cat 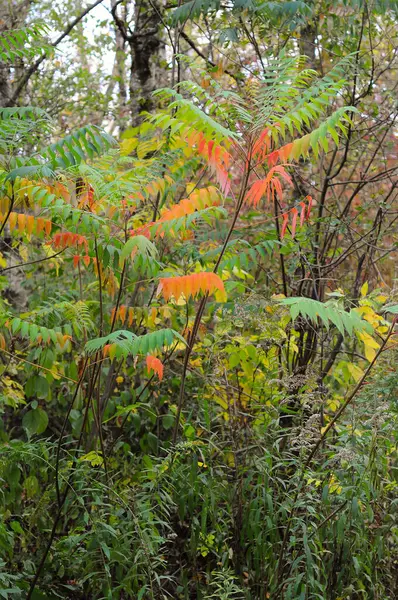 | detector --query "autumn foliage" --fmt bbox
[157,272,227,303]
